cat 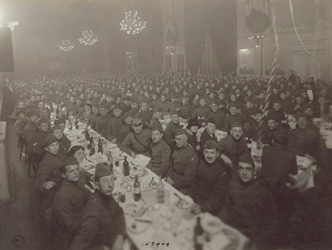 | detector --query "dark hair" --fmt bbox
[68,145,85,157]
